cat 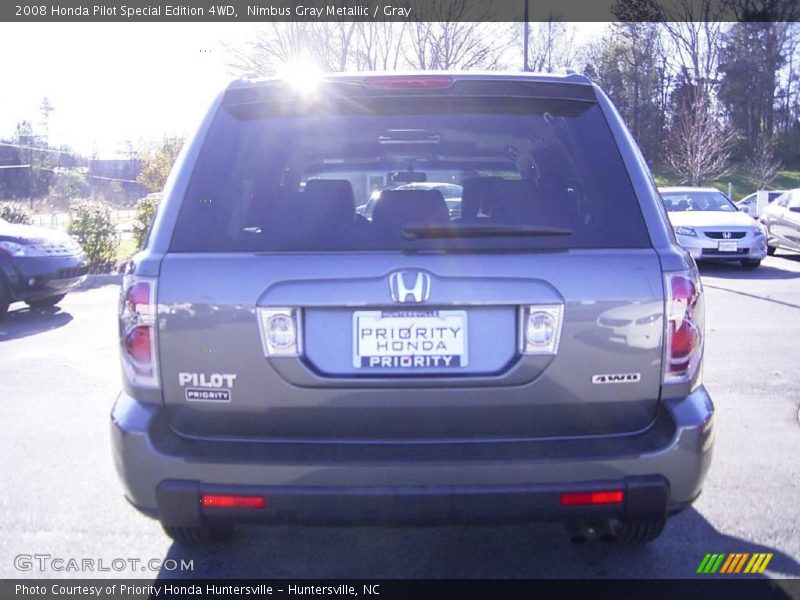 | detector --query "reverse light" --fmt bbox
[560,490,624,507]
[201,494,266,510]
[520,305,563,355]
[119,274,159,387]
[258,307,302,357]
[674,226,697,237]
[664,270,704,387]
